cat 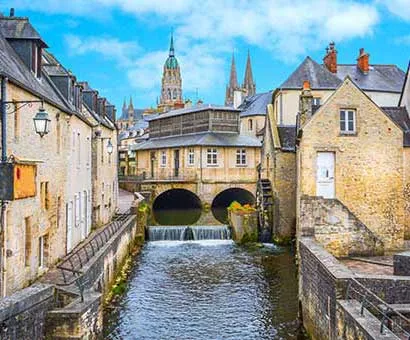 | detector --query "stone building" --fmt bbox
[296,78,409,250]
[123,105,261,224]
[116,97,145,133]
[0,12,118,295]
[260,43,406,242]
[225,51,256,107]
[158,33,184,113]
